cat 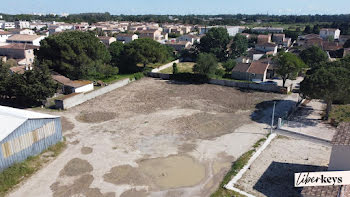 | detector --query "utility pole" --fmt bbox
[271,101,276,134]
